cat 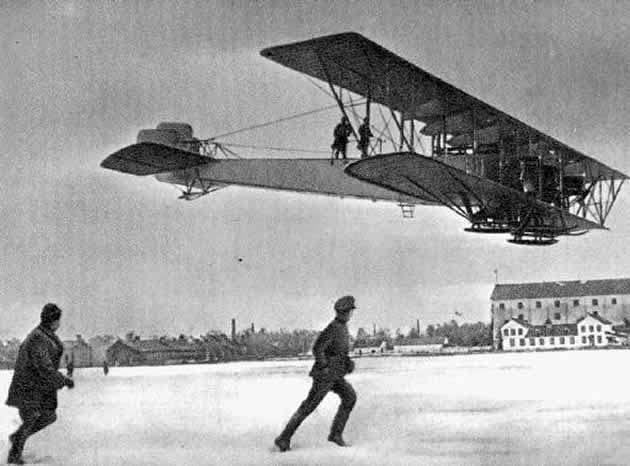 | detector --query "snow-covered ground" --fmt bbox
[2,350,630,465]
